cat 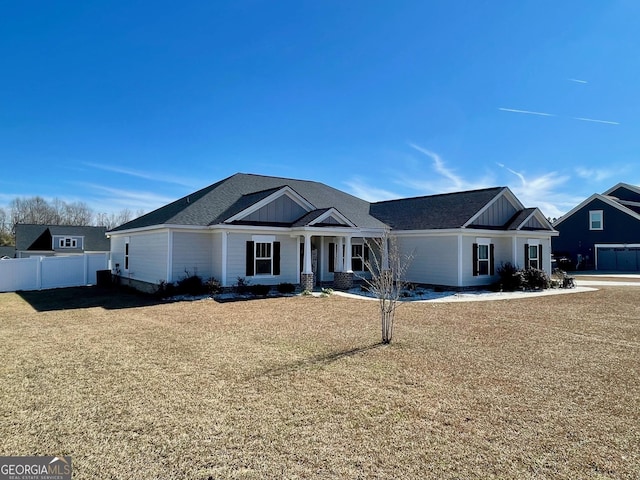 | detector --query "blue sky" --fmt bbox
[2,1,639,220]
